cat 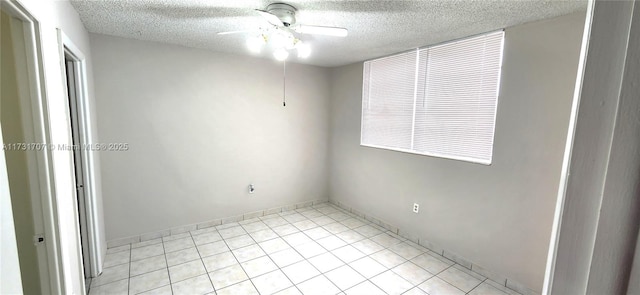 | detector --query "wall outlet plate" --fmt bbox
[413,203,419,213]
